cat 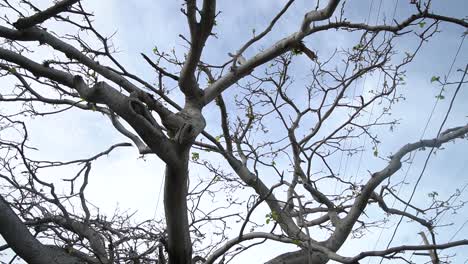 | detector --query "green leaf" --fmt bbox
[215,135,223,142]
[191,152,200,161]
[418,21,426,28]
[353,44,364,50]
[152,46,158,54]
[430,76,440,83]
[373,147,378,157]
[265,213,273,224]
[292,239,301,246]
[291,48,302,55]
[435,94,445,100]
[271,211,279,221]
